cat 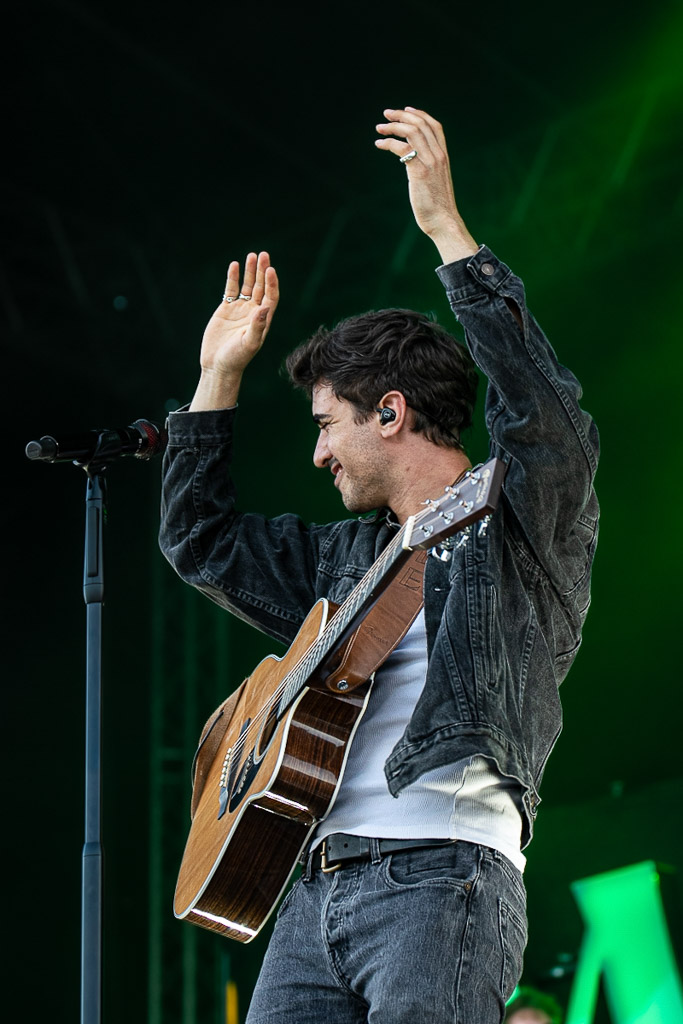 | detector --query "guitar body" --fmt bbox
[174,598,373,942]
